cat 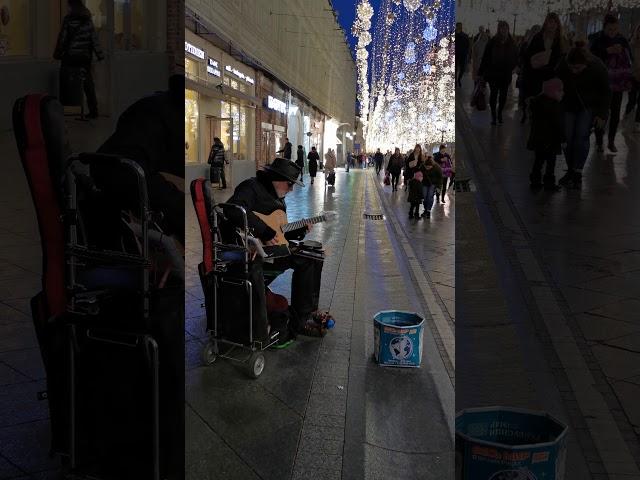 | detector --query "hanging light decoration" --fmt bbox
[386,11,396,25]
[363,0,455,151]
[353,0,374,135]
[403,0,423,13]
